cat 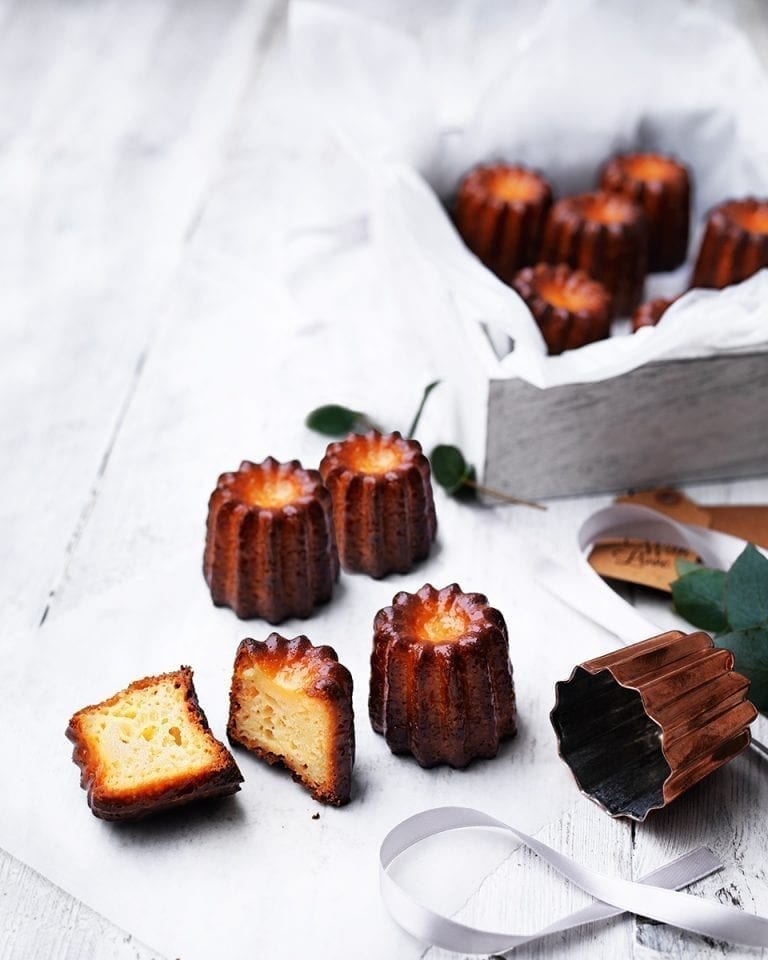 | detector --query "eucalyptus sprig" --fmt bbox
[305,383,545,510]
[672,544,768,712]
